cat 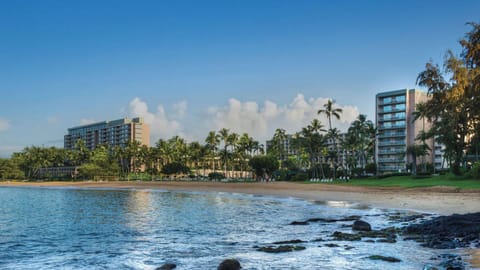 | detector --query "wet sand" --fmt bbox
[1,180,479,215]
